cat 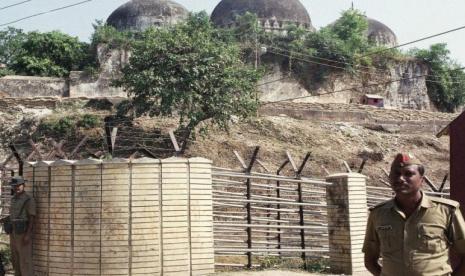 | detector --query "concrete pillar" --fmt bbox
[326,173,368,275]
